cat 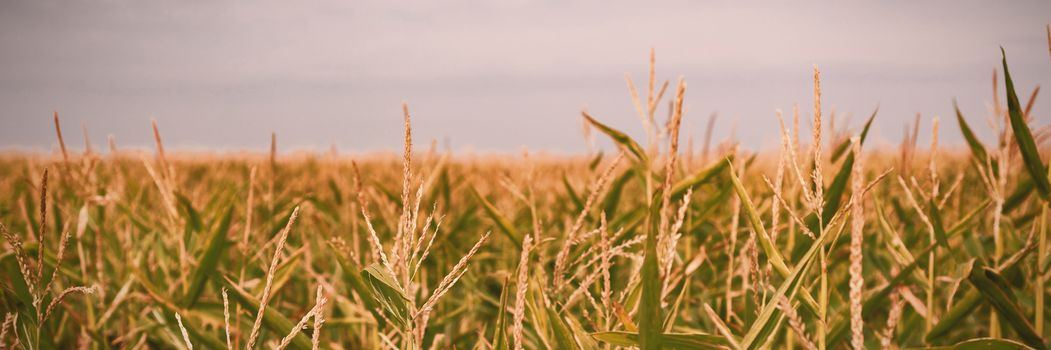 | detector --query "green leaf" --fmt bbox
[327,177,344,205]
[592,331,640,346]
[563,174,585,212]
[137,272,237,350]
[0,252,36,320]
[927,225,1039,342]
[1004,178,1036,214]
[922,293,972,342]
[663,281,689,332]
[214,277,312,350]
[362,263,412,329]
[372,181,403,208]
[967,265,1045,349]
[669,155,731,199]
[828,243,938,346]
[927,199,952,252]
[471,185,523,249]
[802,108,876,235]
[329,243,383,323]
[305,195,339,223]
[592,331,729,350]
[830,107,878,162]
[907,338,1036,350]
[565,308,600,350]
[589,151,605,170]
[583,112,648,165]
[548,303,583,350]
[739,206,830,350]
[492,277,512,350]
[874,196,930,290]
[176,192,204,234]
[182,205,234,308]
[602,169,634,218]
[727,159,821,318]
[640,190,664,349]
[954,100,997,175]
[1003,49,1051,202]
[947,199,992,237]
